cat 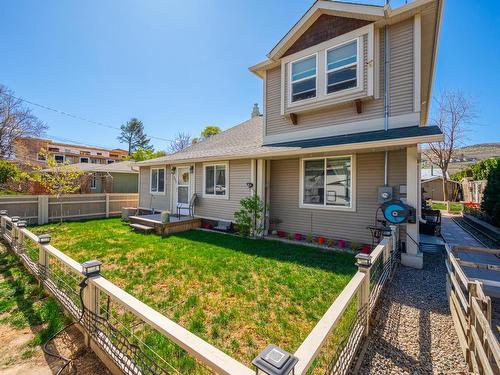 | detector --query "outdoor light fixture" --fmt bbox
[246,182,254,189]
[81,260,102,277]
[11,216,19,223]
[0,210,7,216]
[190,166,194,173]
[16,220,27,228]
[171,167,176,175]
[38,234,52,245]
[355,253,371,267]
[252,345,298,375]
